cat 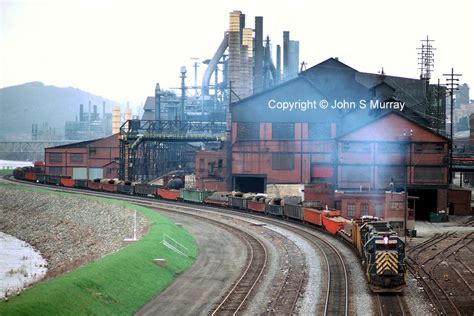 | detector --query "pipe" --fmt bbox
[202,33,229,95]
